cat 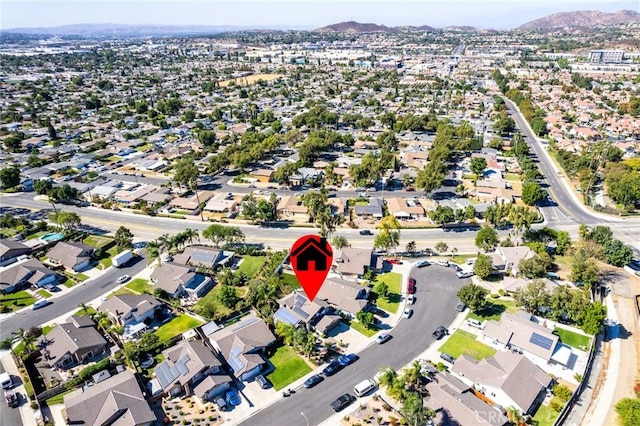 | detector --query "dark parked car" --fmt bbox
[330,393,355,412]
[226,389,241,406]
[456,301,467,312]
[407,277,416,294]
[303,374,324,388]
[323,361,344,377]
[338,353,359,366]
[359,229,373,235]
[255,375,269,389]
[432,326,448,340]
[440,353,456,363]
